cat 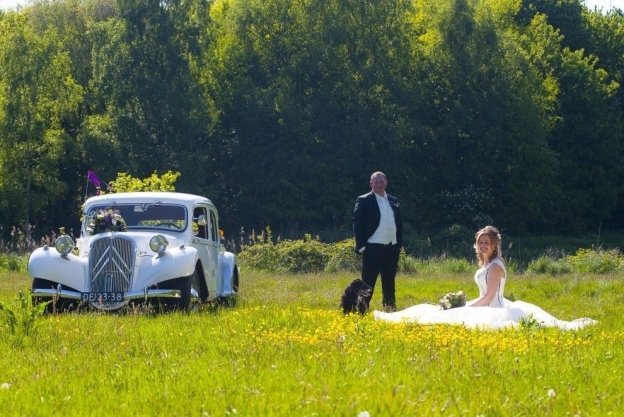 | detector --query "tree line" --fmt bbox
[1,0,623,242]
